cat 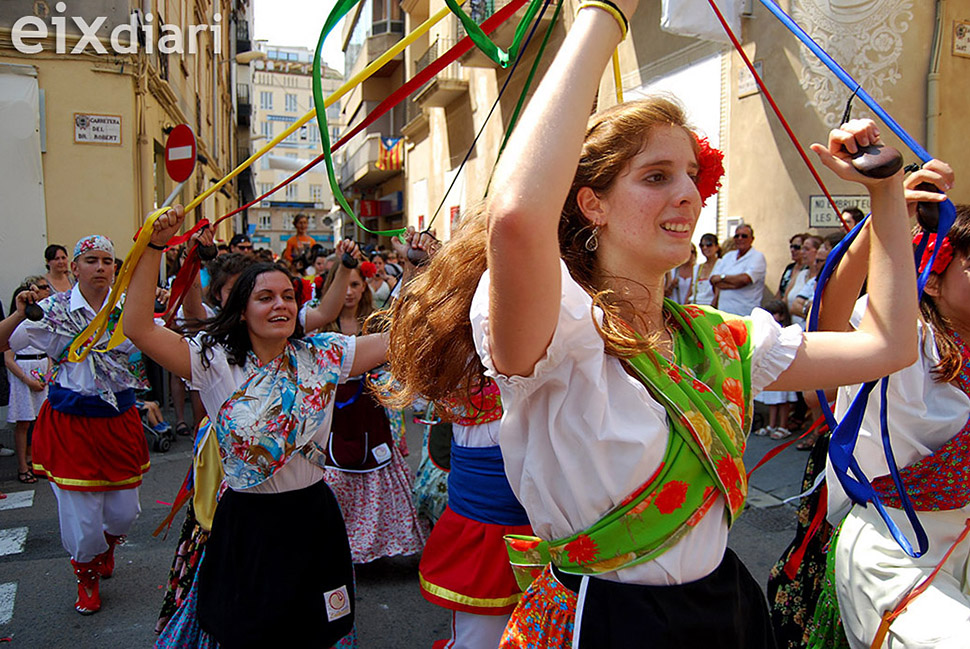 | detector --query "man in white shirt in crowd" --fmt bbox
[710,223,767,316]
